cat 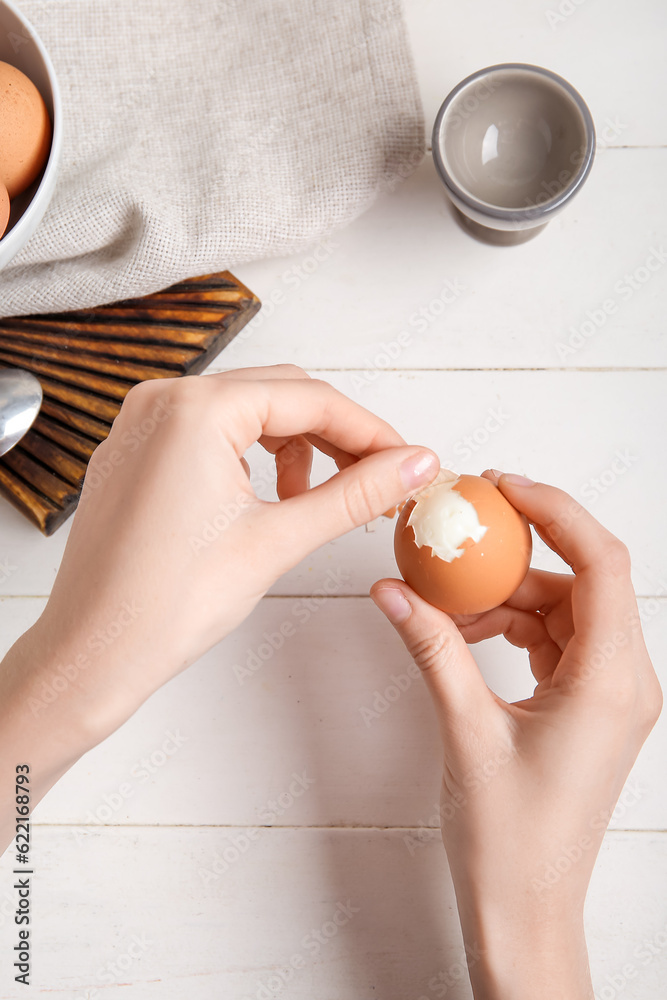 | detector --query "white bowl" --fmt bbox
[0,0,62,270]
